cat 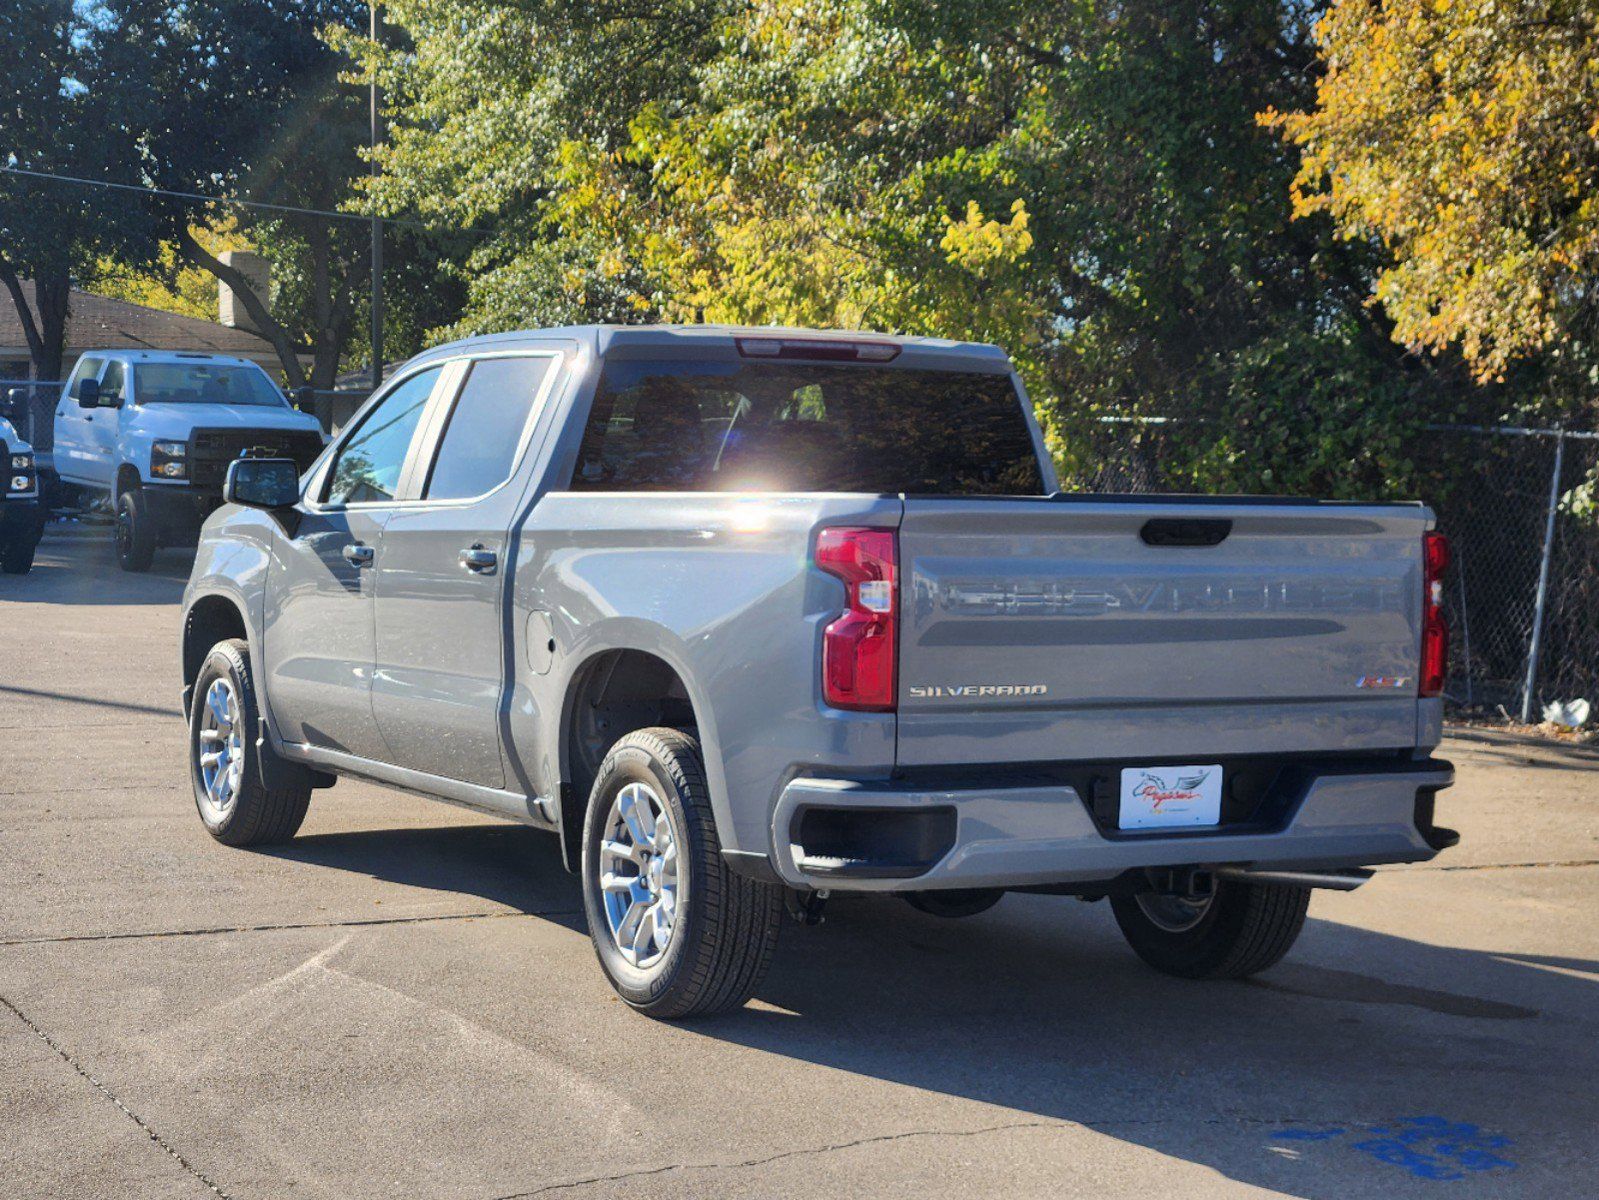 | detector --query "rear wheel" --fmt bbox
[1111,877,1310,980]
[581,727,782,1018]
[189,639,311,847]
[115,487,155,572]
